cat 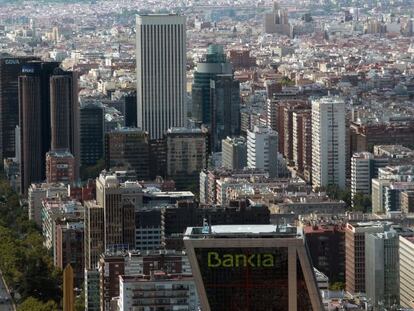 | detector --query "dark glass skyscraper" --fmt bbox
[80,102,104,167]
[18,73,42,195]
[184,225,324,311]
[0,56,39,159]
[124,91,137,128]
[50,71,79,151]
[210,74,241,151]
[19,61,60,195]
[50,70,80,180]
[192,45,240,151]
[192,44,232,124]
[18,61,78,194]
